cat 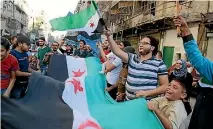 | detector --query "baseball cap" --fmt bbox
[17,35,31,45]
